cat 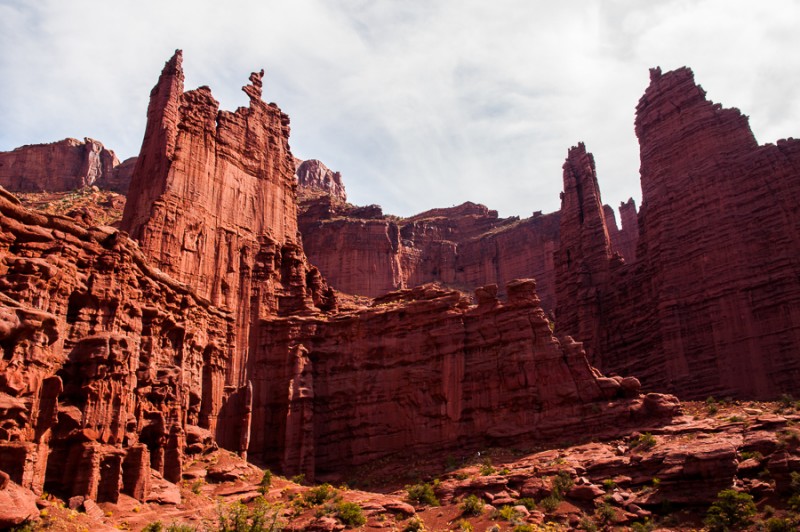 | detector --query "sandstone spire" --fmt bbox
[554,142,613,362]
